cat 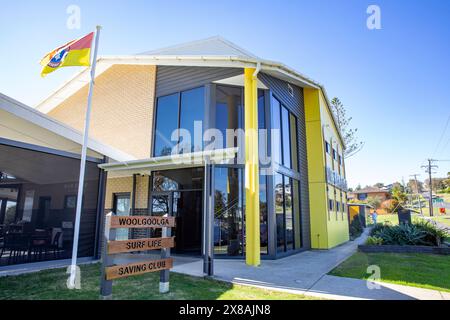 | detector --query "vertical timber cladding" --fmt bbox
[103,215,175,281]
[259,73,311,249]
